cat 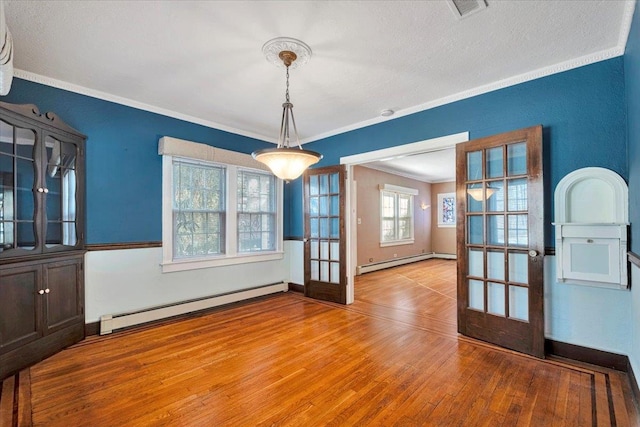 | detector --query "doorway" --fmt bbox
[340,132,469,303]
